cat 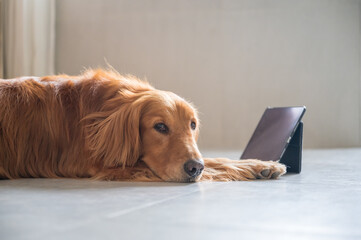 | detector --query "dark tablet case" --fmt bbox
[279,121,303,173]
